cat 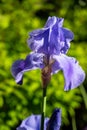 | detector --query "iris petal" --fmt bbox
[28,29,49,54]
[17,127,27,130]
[27,16,74,55]
[60,28,74,54]
[28,28,46,51]
[16,110,61,130]
[47,108,61,130]
[17,115,49,130]
[49,21,60,55]
[62,28,74,41]
[53,54,85,91]
[45,16,64,28]
[49,22,73,55]
[25,115,41,130]
[11,53,44,85]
